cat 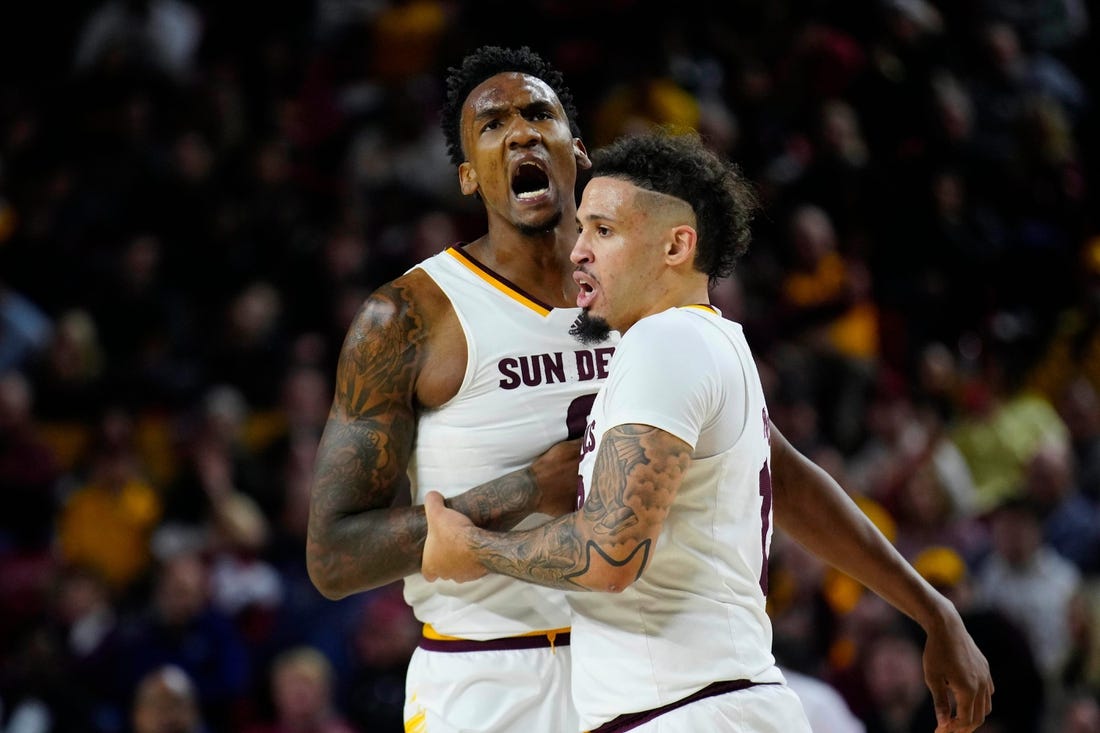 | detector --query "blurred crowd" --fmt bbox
[1,1,1098,732]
